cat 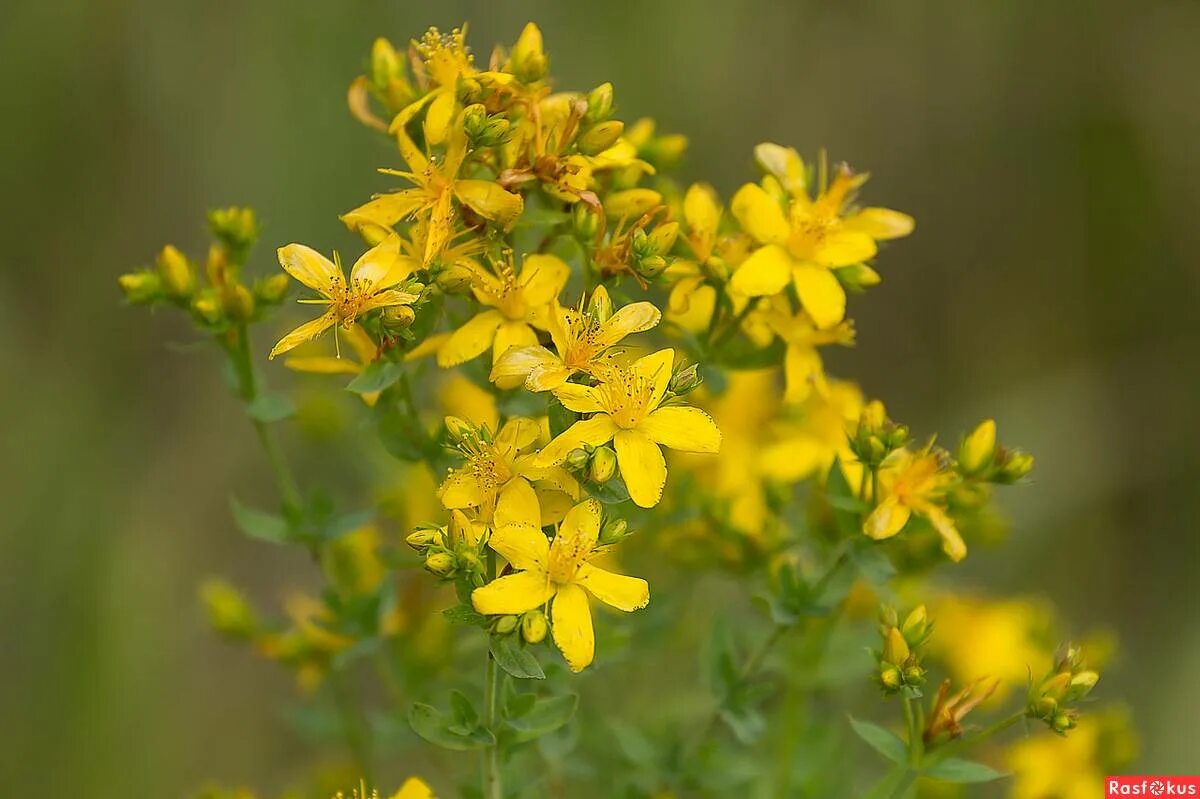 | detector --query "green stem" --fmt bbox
[330,670,372,778]
[901,694,922,767]
[708,301,754,350]
[224,324,302,514]
[482,549,503,799]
